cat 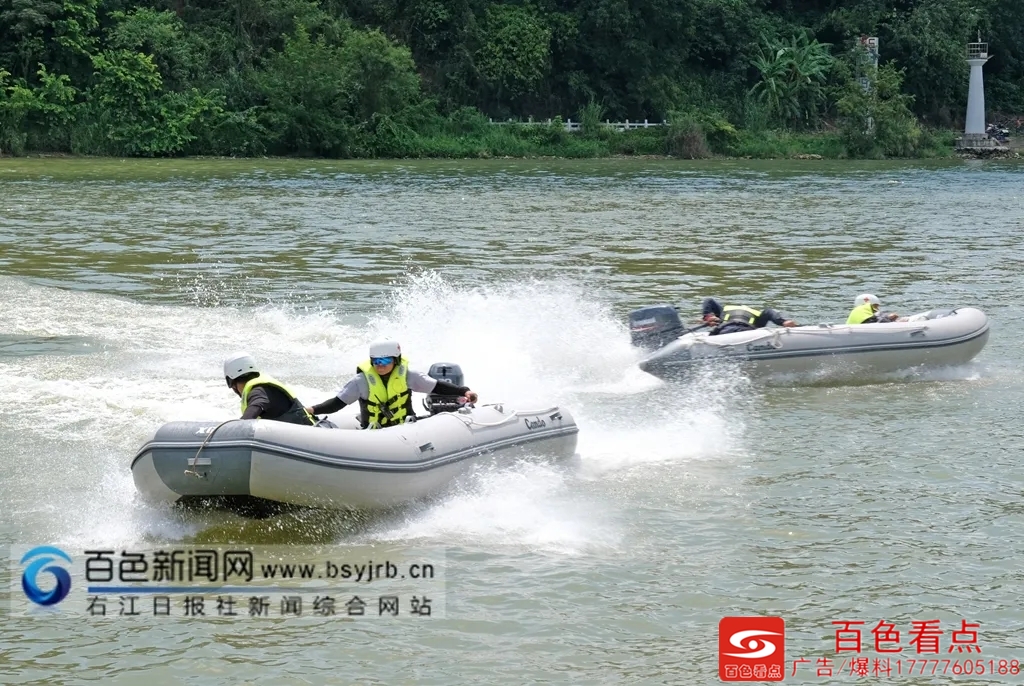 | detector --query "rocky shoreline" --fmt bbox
[955,148,1021,159]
